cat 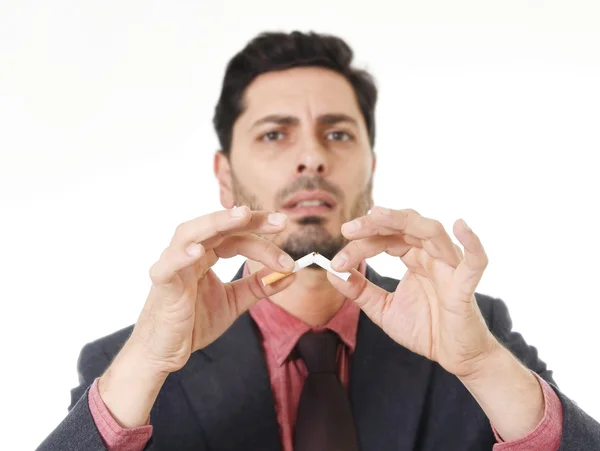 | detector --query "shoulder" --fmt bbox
[71,324,136,405]
[78,324,135,374]
[83,324,135,359]
[473,292,513,335]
